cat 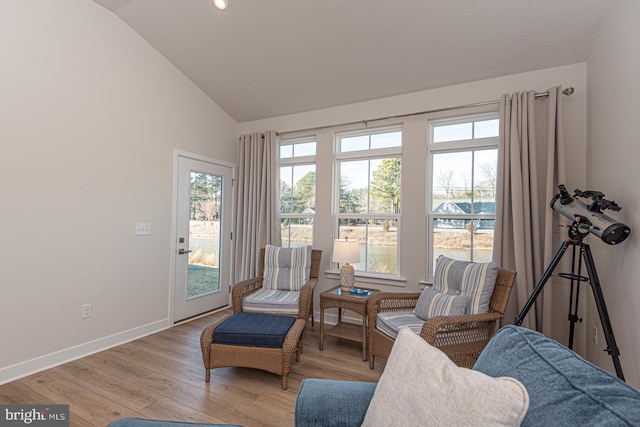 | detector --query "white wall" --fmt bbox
[0,0,237,383]
[587,0,640,387]
[240,63,589,345]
